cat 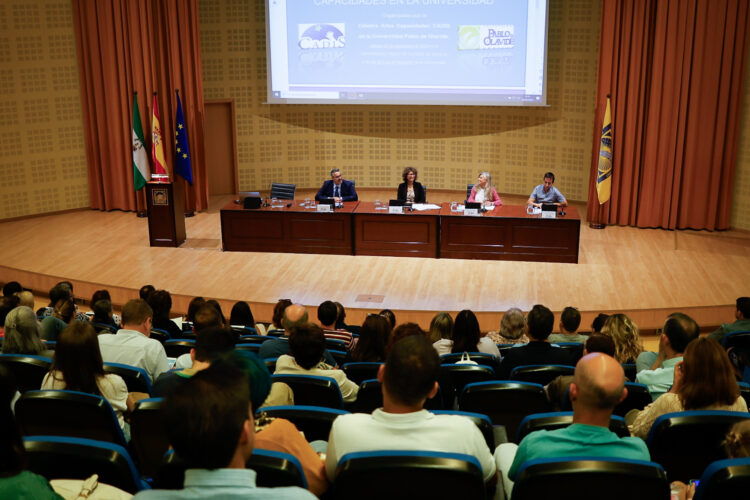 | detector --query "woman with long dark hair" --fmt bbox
[41,322,130,437]
[229,301,256,330]
[441,310,500,357]
[350,314,390,362]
